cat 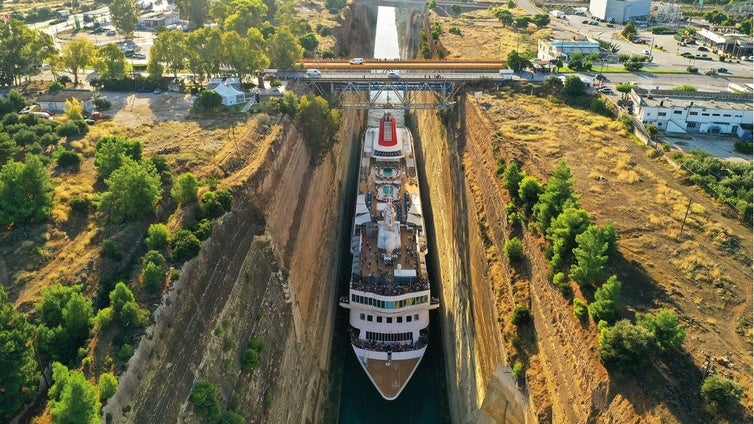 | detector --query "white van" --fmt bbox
[31,111,53,120]
[349,57,364,65]
[306,69,322,78]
